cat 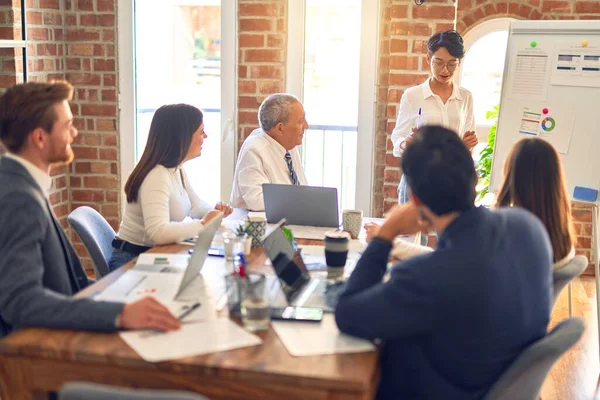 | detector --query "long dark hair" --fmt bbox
[495,138,576,263]
[125,104,203,203]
